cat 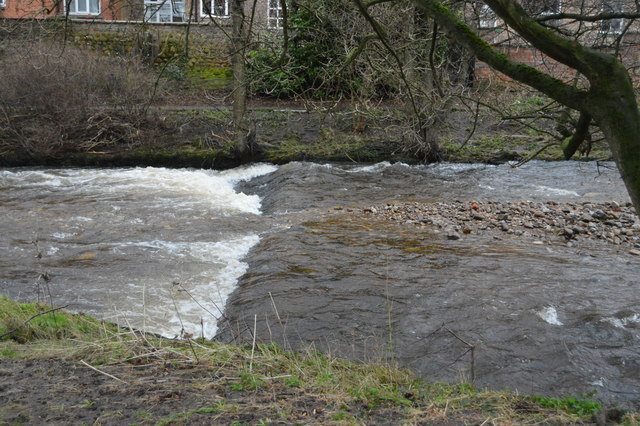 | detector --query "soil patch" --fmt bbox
[0,358,488,425]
